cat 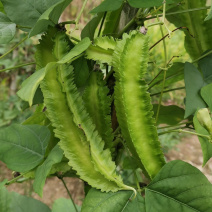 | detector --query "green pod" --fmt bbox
[83,71,114,152]
[37,29,122,192]
[113,31,166,179]
[60,65,134,192]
